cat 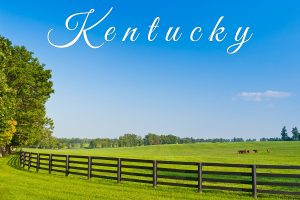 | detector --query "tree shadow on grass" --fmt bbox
[6,154,22,170]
